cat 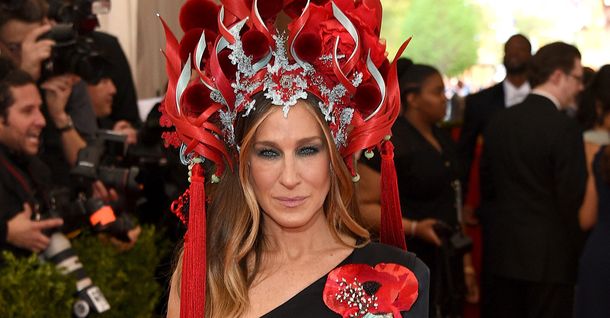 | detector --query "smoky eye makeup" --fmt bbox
[297,144,323,156]
[255,147,280,159]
